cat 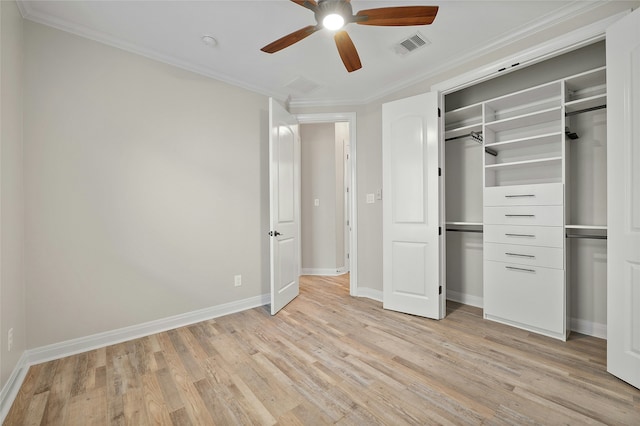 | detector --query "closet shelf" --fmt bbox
[484,132,562,150]
[484,81,561,114]
[484,107,562,132]
[565,224,607,230]
[445,221,483,226]
[445,123,482,140]
[485,156,562,171]
[565,94,606,114]
[444,103,483,126]
[565,66,606,99]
